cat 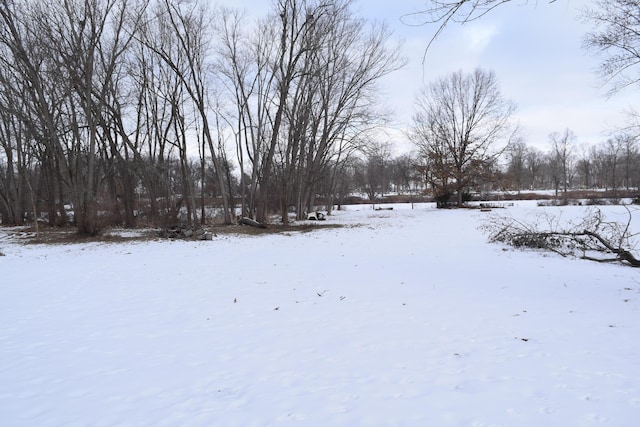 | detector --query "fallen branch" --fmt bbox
[580,229,640,267]
[238,217,267,229]
[482,207,640,268]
